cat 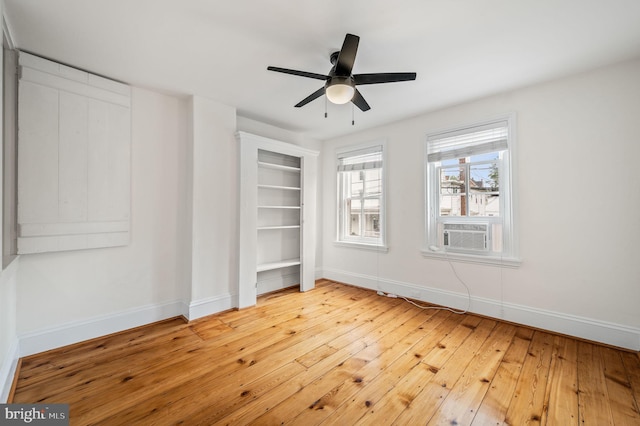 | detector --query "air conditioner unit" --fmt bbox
[443,223,489,252]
